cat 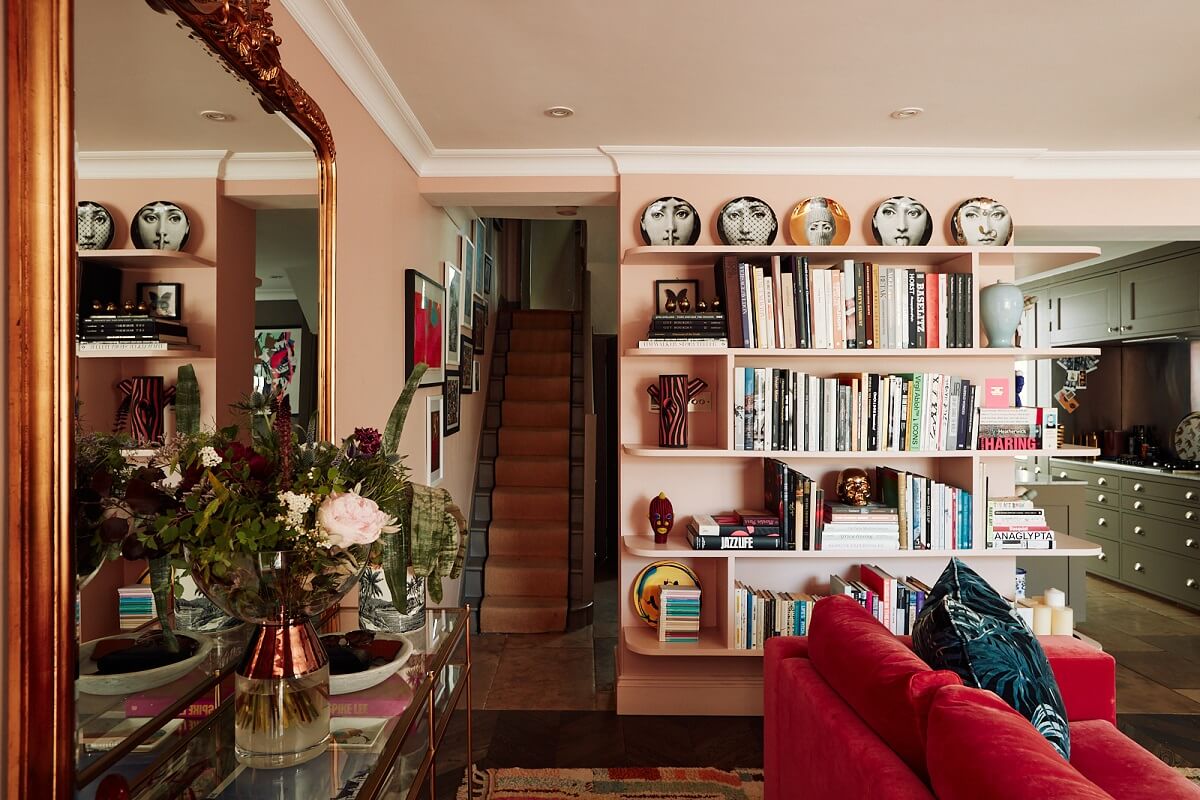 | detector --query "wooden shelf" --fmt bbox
[622,245,1099,272]
[622,444,1100,459]
[76,345,206,359]
[77,249,214,269]
[623,347,1102,359]
[622,534,1102,559]
[622,626,744,657]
